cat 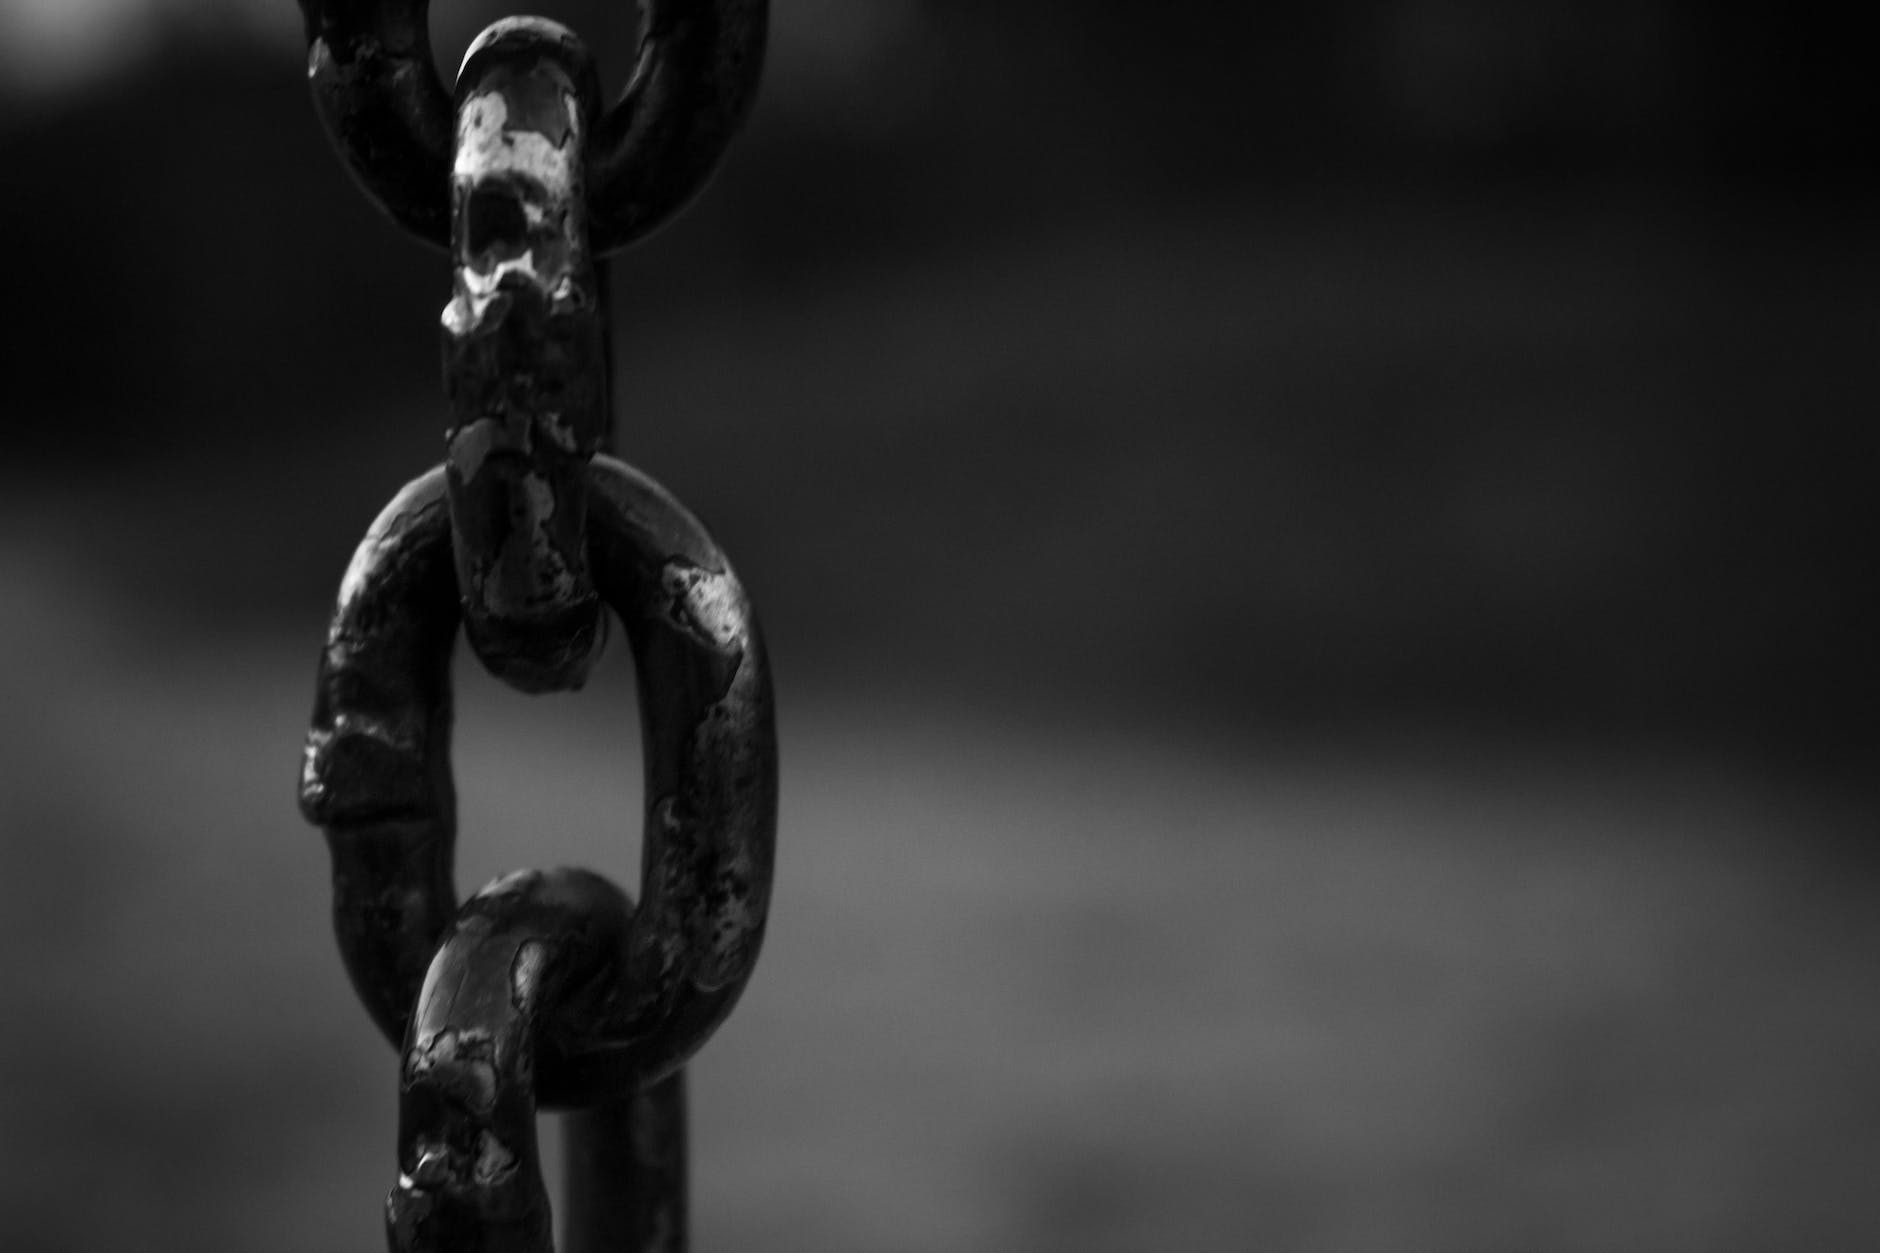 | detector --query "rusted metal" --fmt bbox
[301,456,775,1247]
[583,0,767,250]
[299,0,768,253]
[300,458,778,1083]
[297,5,773,1249]
[300,0,454,243]
[387,869,688,1253]
[444,21,608,693]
